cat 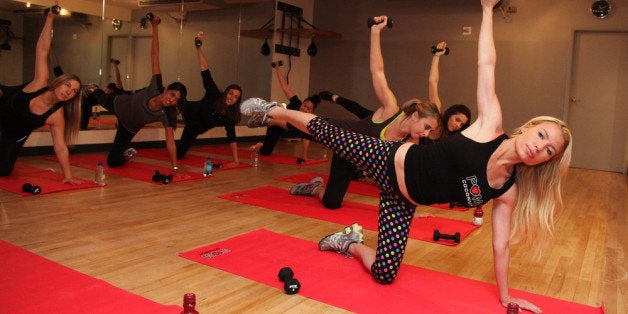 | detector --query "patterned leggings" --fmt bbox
[307,117,417,284]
